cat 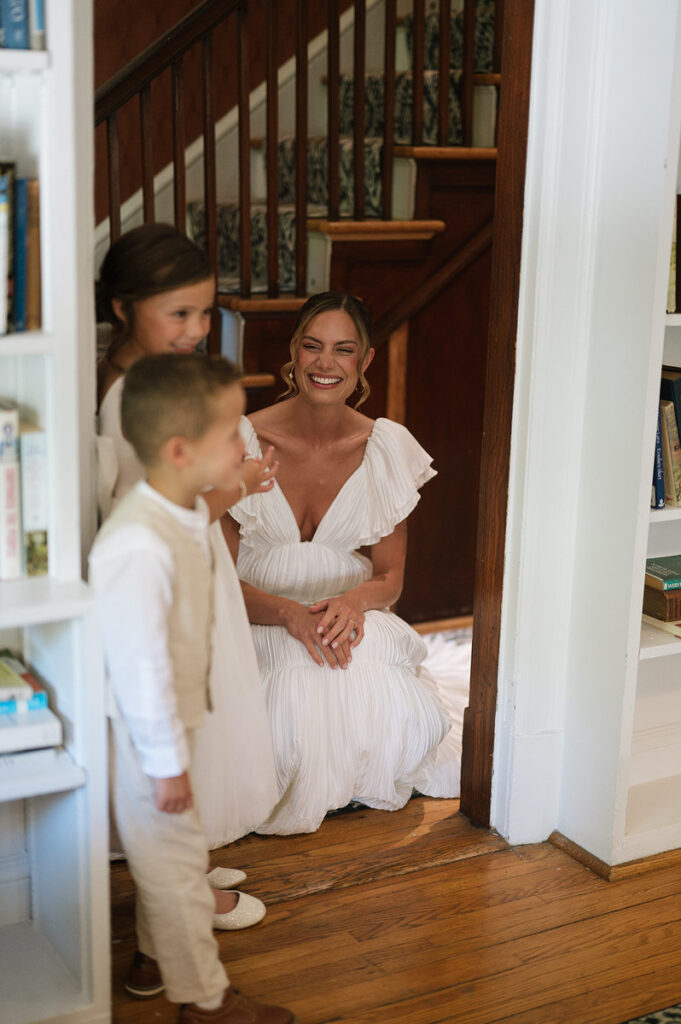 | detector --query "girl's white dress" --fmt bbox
[97,377,279,849]
[231,416,463,836]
